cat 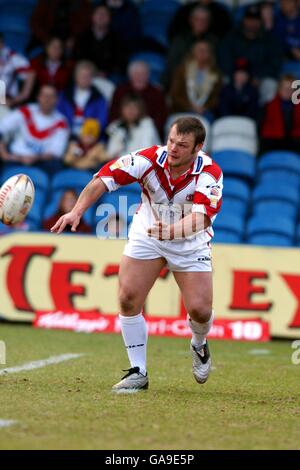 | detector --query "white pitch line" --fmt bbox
[248,349,271,356]
[0,420,17,429]
[0,353,84,376]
